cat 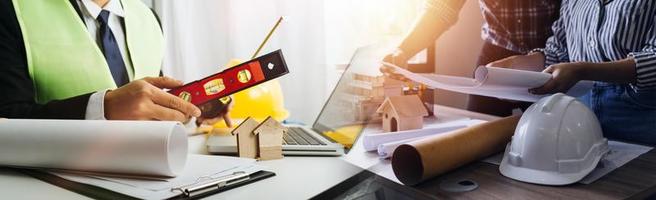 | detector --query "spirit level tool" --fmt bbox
[168,50,289,118]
